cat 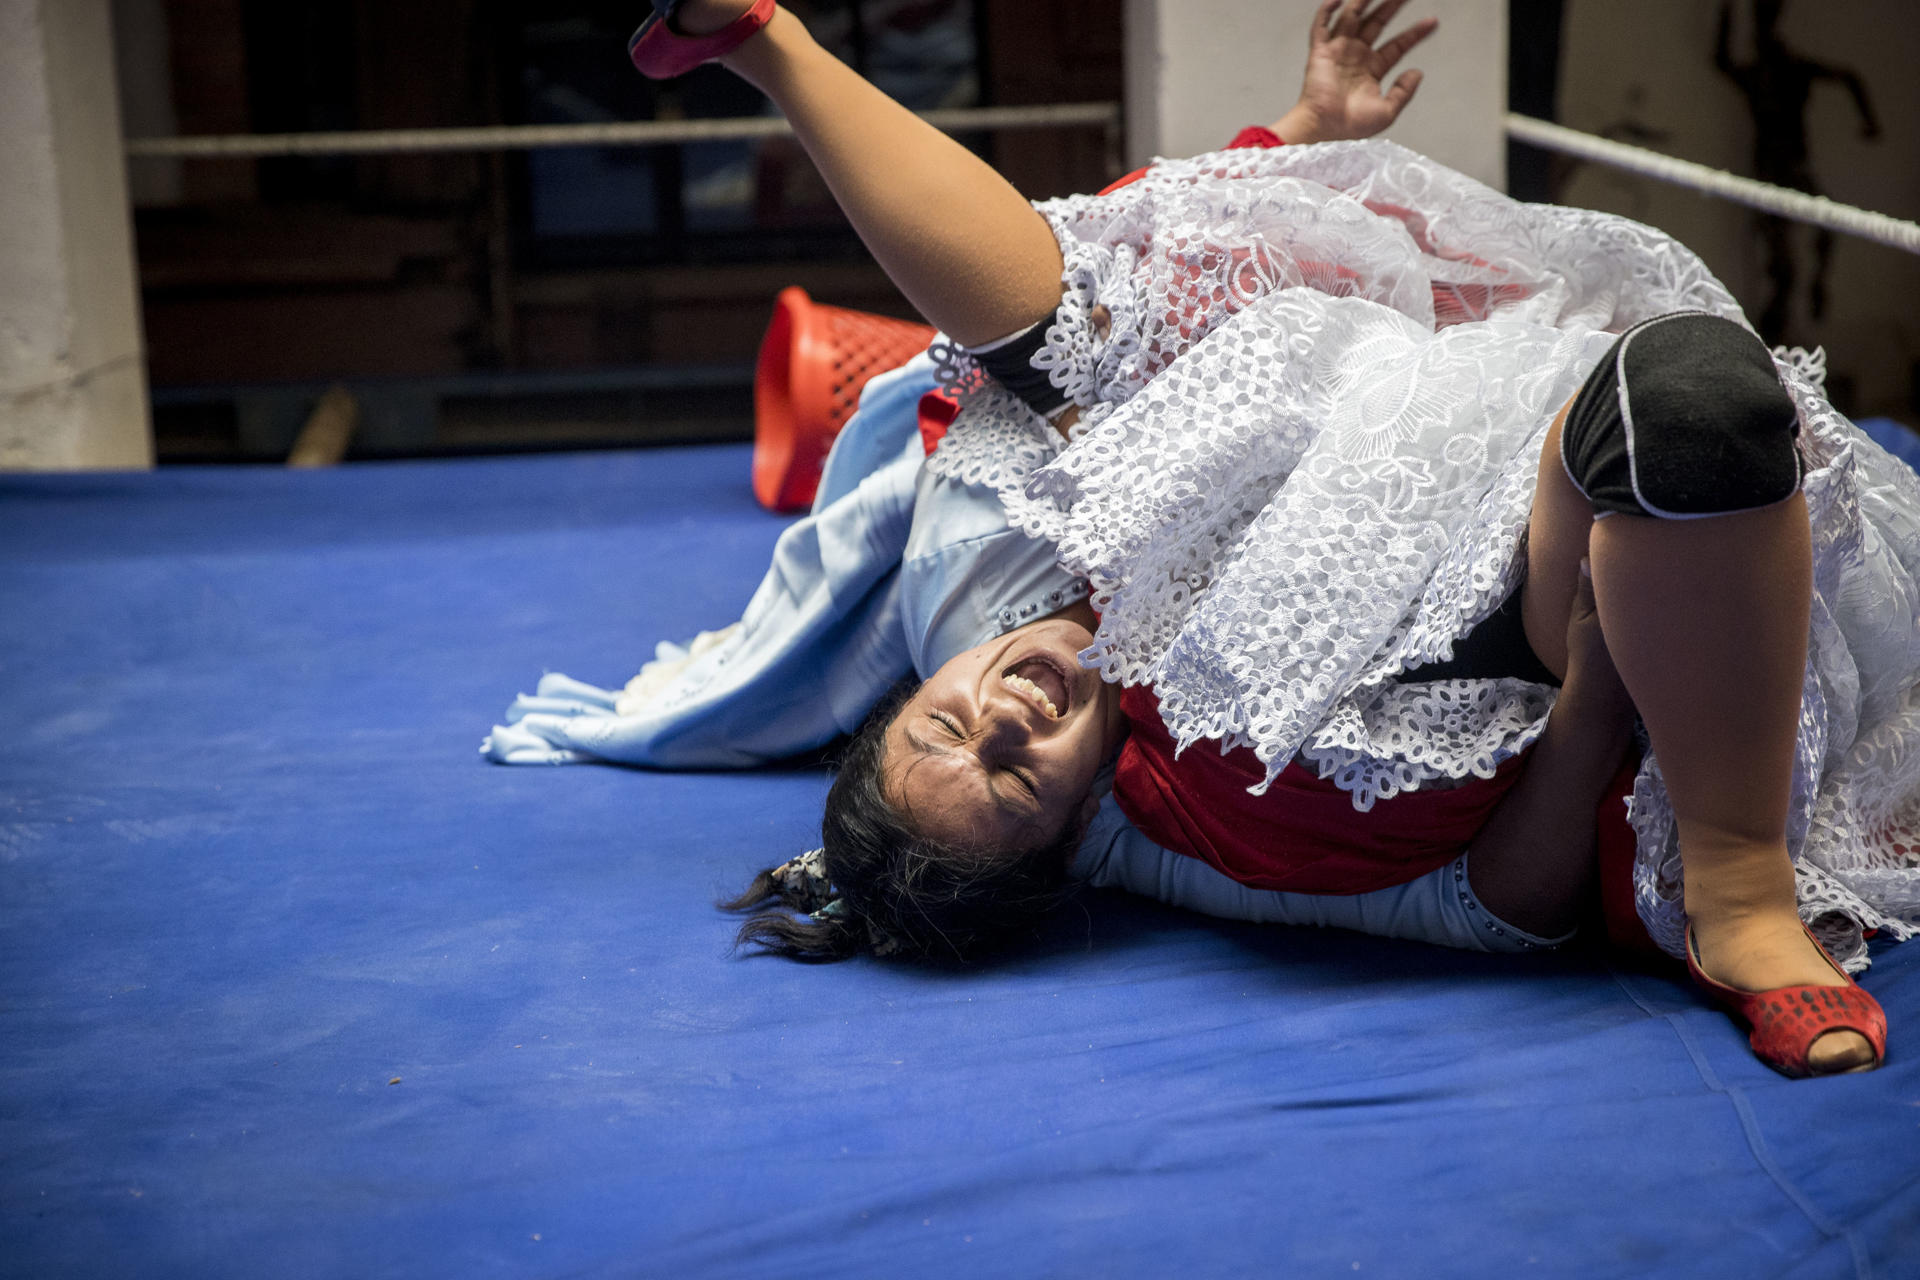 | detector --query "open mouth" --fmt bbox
[1002,655,1071,719]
